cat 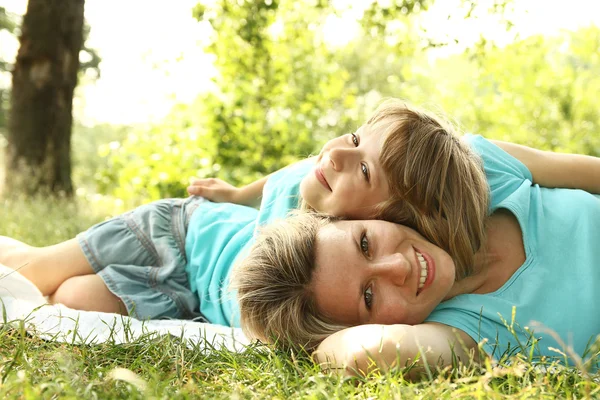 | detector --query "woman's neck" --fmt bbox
[446,209,526,299]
